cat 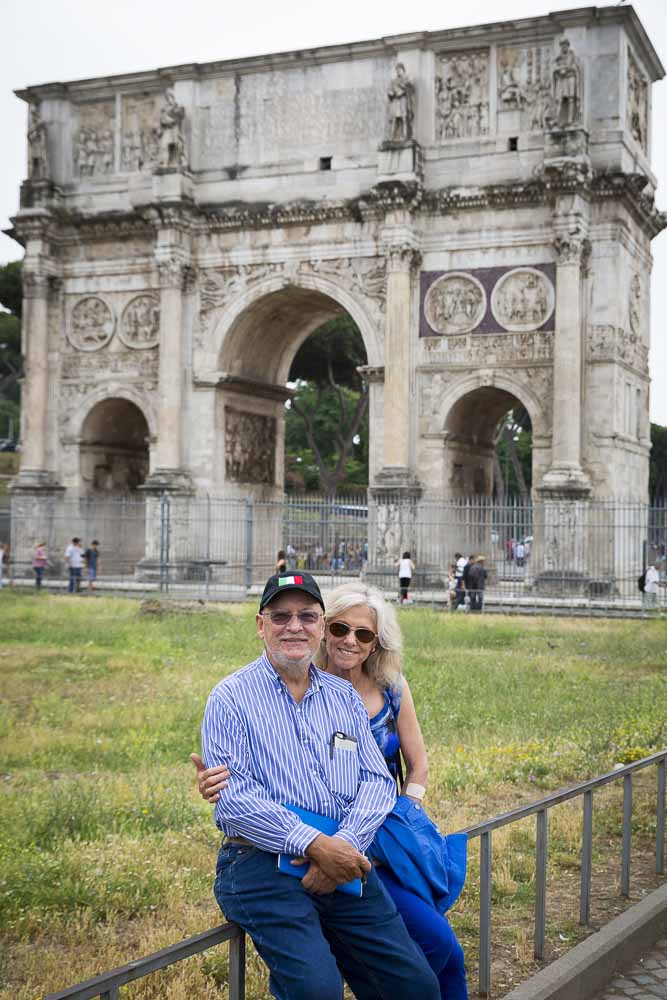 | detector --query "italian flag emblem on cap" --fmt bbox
[279,575,303,586]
